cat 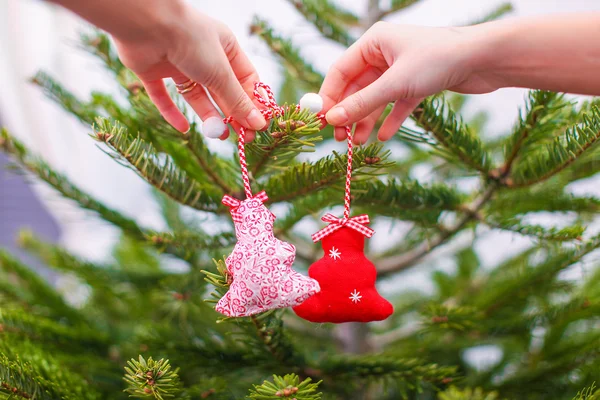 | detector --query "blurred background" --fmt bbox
[1,0,600,296]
